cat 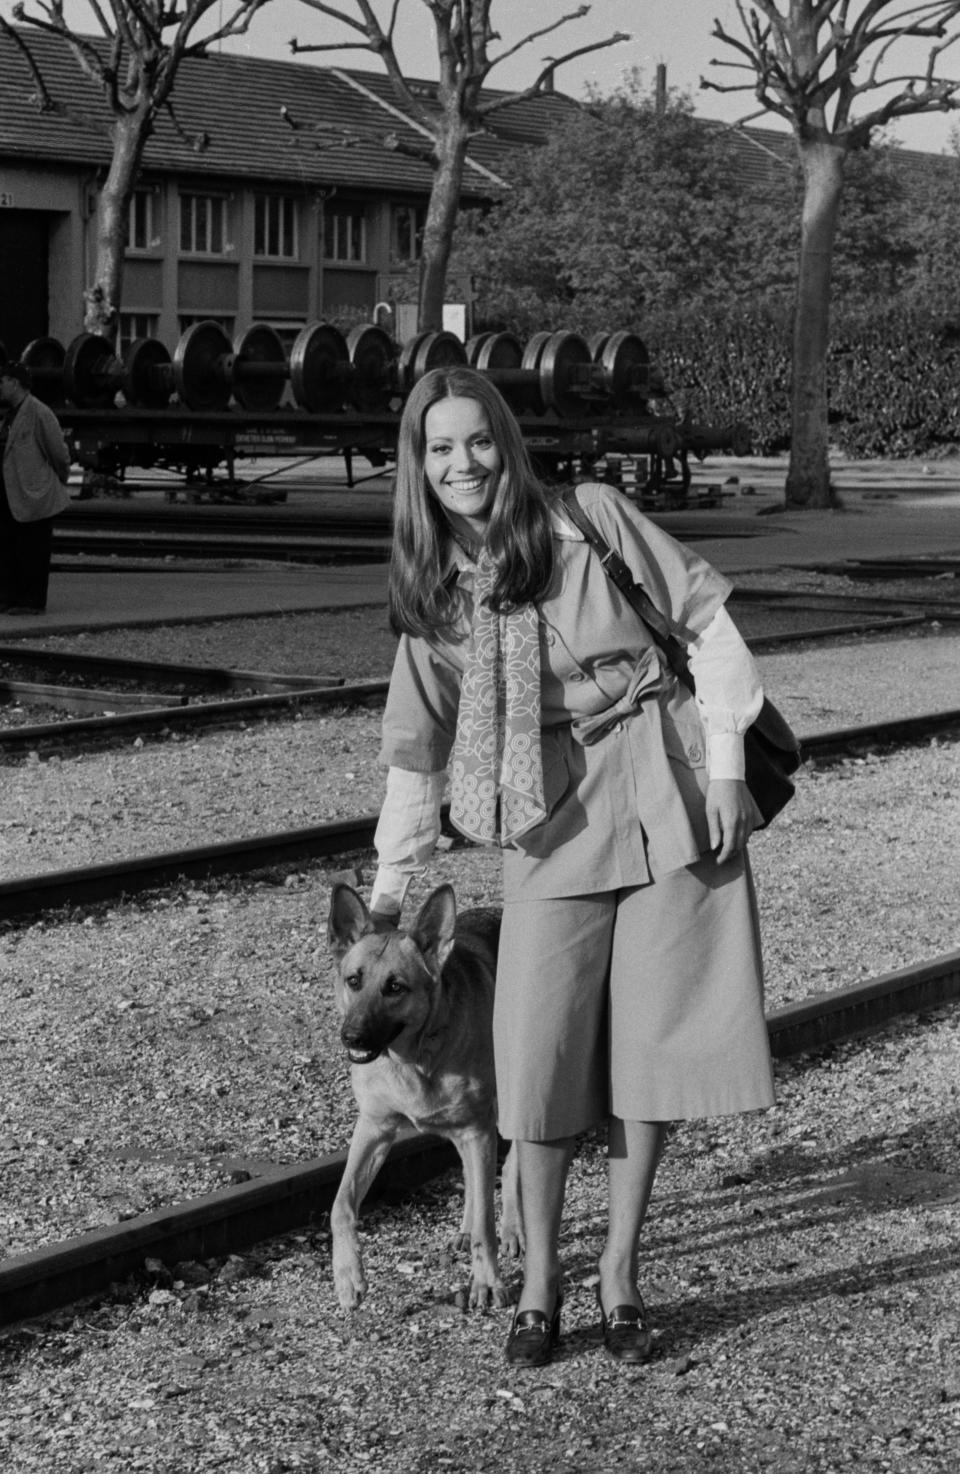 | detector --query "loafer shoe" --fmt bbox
[505,1288,563,1368]
[597,1288,652,1364]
